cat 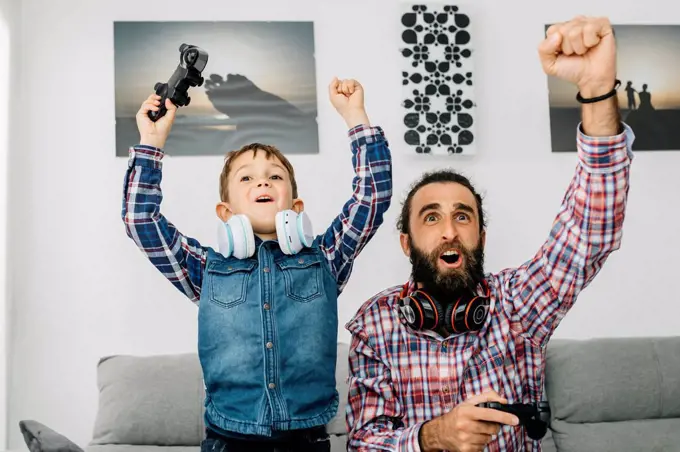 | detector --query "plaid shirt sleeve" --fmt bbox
[121,145,207,304]
[346,326,425,452]
[319,124,393,294]
[502,122,635,346]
